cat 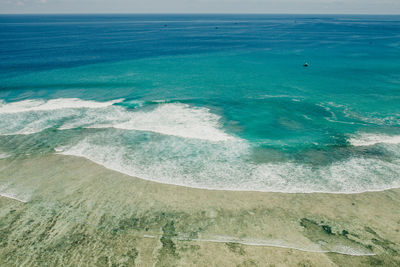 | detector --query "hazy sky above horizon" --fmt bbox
[1,0,400,14]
